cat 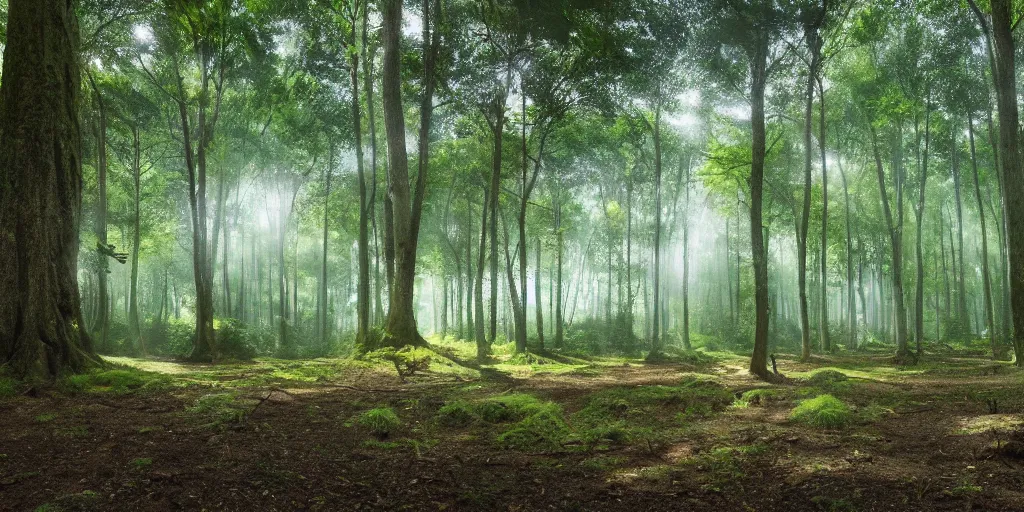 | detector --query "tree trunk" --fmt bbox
[475,189,489,357]
[748,37,771,379]
[0,0,96,378]
[379,0,437,348]
[535,239,545,348]
[651,104,664,355]
[968,112,999,358]
[871,125,910,359]
[129,126,143,354]
[87,73,110,354]
[914,99,931,355]
[838,157,856,349]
